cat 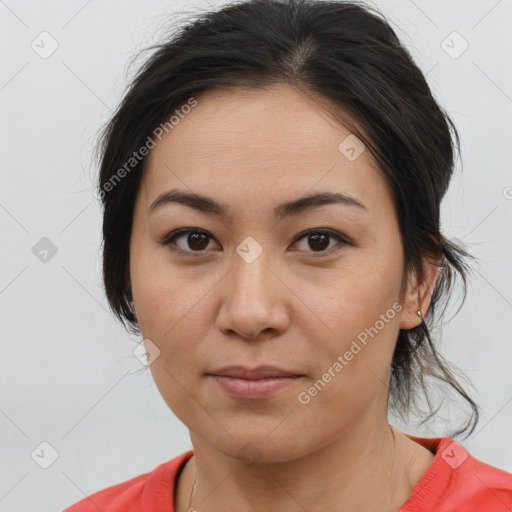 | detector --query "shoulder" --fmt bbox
[401,435,512,512]
[62,471,150,512]
[62,450,194,512]
[446,440,512,510]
